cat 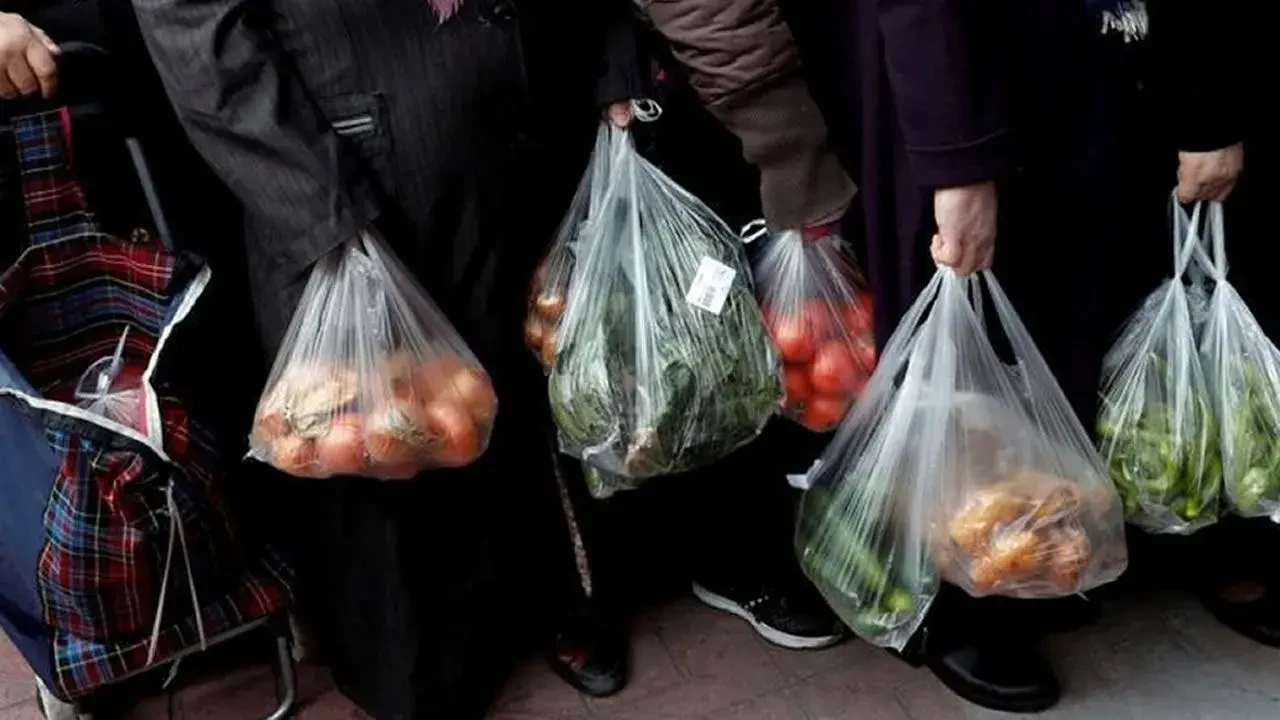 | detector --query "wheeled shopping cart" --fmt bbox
[1,44,296,719]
